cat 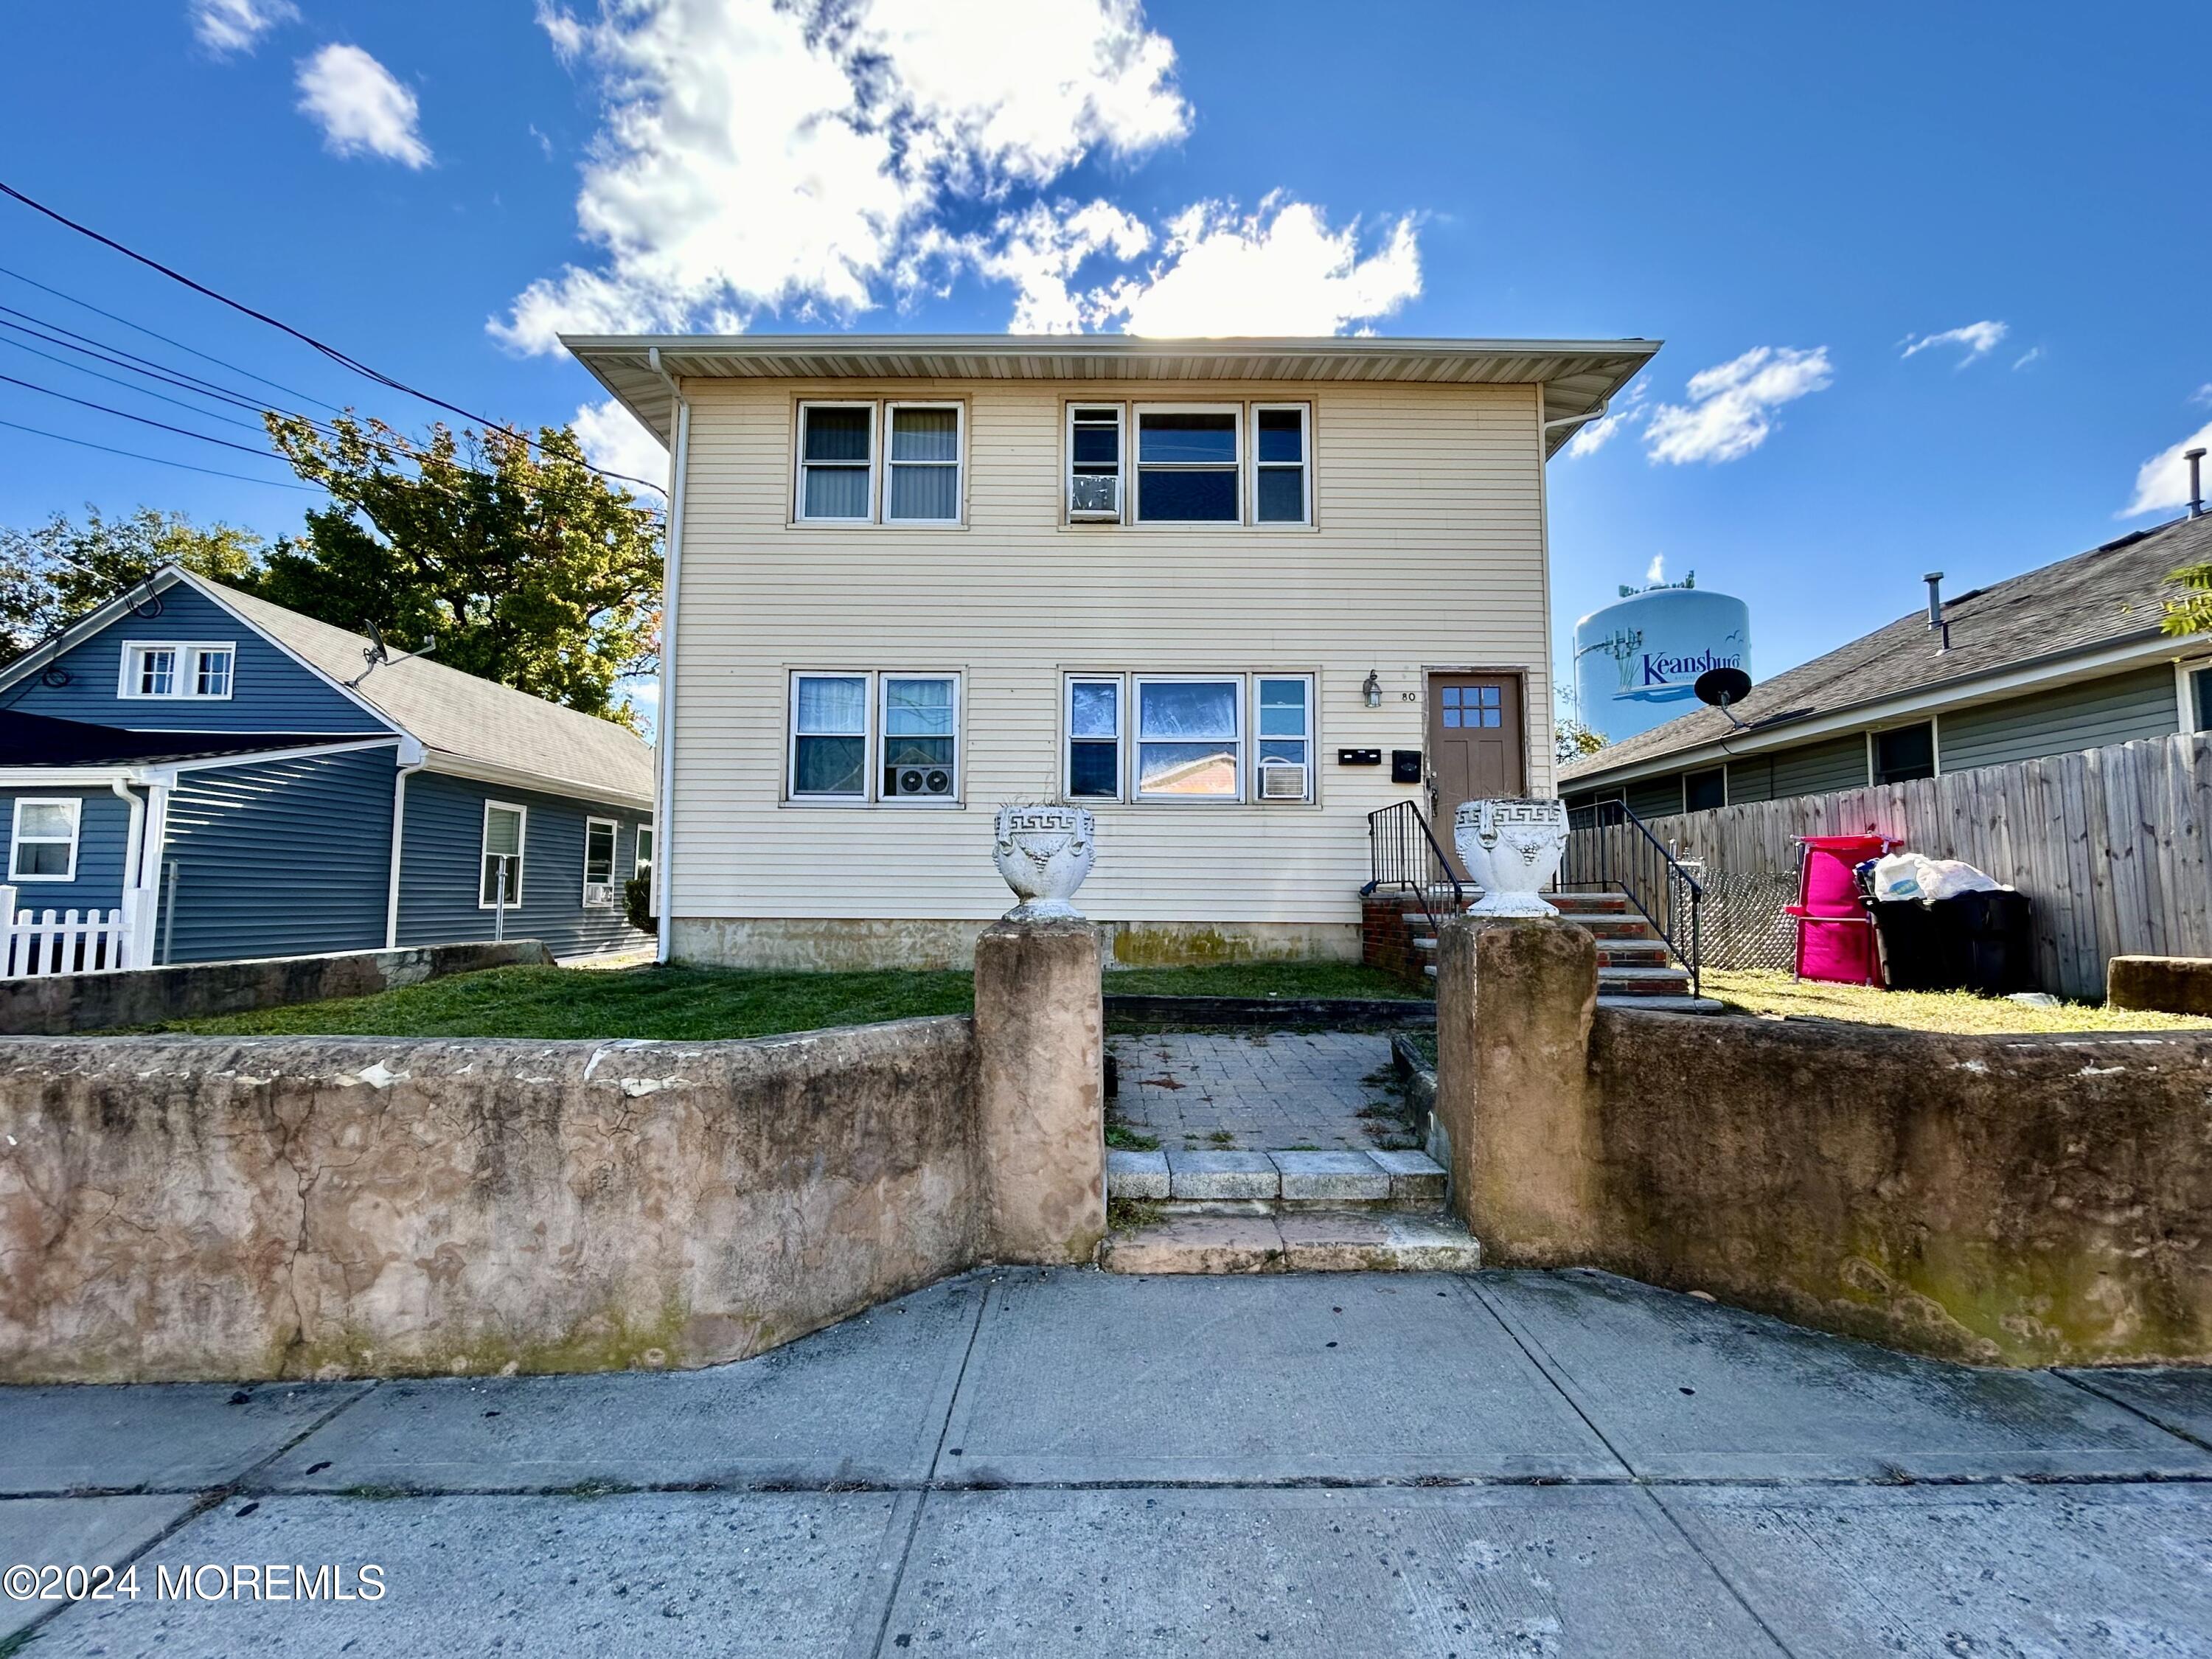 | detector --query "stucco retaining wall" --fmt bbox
[0,1019,985,1383]
[0,939,554,1036]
